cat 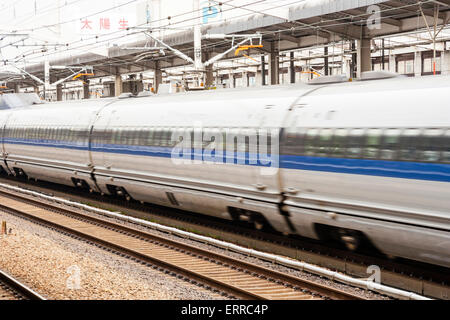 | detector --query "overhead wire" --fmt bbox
[3,0,450,75]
